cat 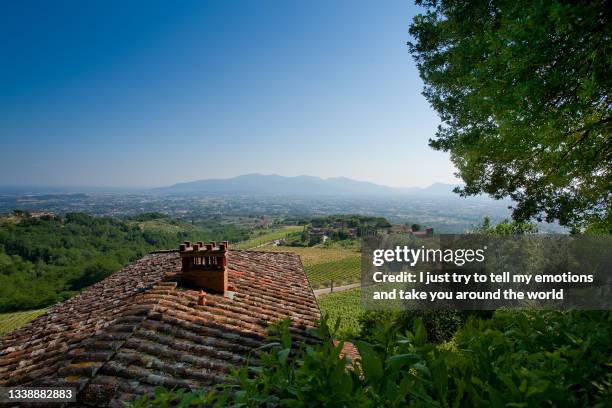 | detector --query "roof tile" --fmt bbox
[0,250,320,406]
